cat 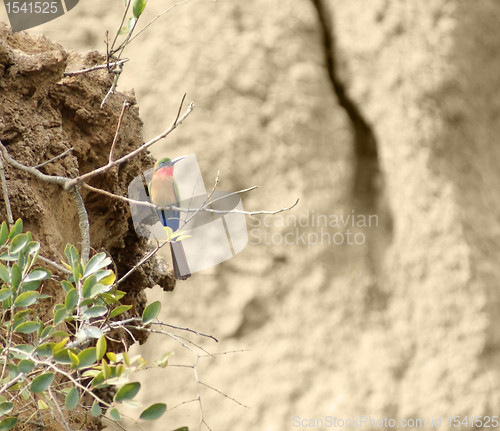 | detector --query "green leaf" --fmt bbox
[14,291,39,307]
[14,309,31,320]
[132,0,146,18]
[96,336,107,361]
[64,244,80,267]
[37,399,50,410]
[26,241,40,255]
[0,222,8,247]
[61,280,73,293]
[65,288,78,311]
[18,359,35,373]
[82,306,107,319]
[0,264,9,284]
[142,301,161,324]
[0,288,11,302]
[102,359,111,379]
[65,387,79,410]
[0,402,13,415]
[25,268,51,282]
[7,364,19,380]
[82,275,97,298]
[30,373,54,393]
[118,25,129,36]
[77,347,97,369]
[52,337,69,354]
[100,293,120,305]
[35,343,55,357]
[72,259,81,282]
[110,408,121,421]
[22,280,41,291]
[114,382,141,403]
[94,270,113,282]
[91,401,102,417]
[40,325,54,339]
[156,352,174,369]
[53,307,68,326]
[53,349,72,365]
[0,417,17,431]
[172,428,189,431]
[10,264,21,291]
[139,403,166,421]
[15,321,40,334]
[8,219,22,240]
[90,283,109,298]
[51,330,69,338]
[84,253,111,278]
[69,351,79,368]
[9,234,27,254]
[110,305,132,319]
